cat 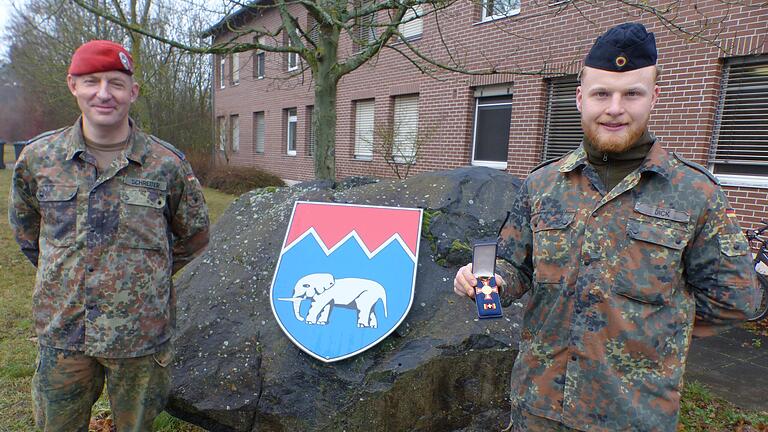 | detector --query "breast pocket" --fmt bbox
[37,184,78,247]
[531,210,575,283]
[119,187,168,250]
[613,218,688,305]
